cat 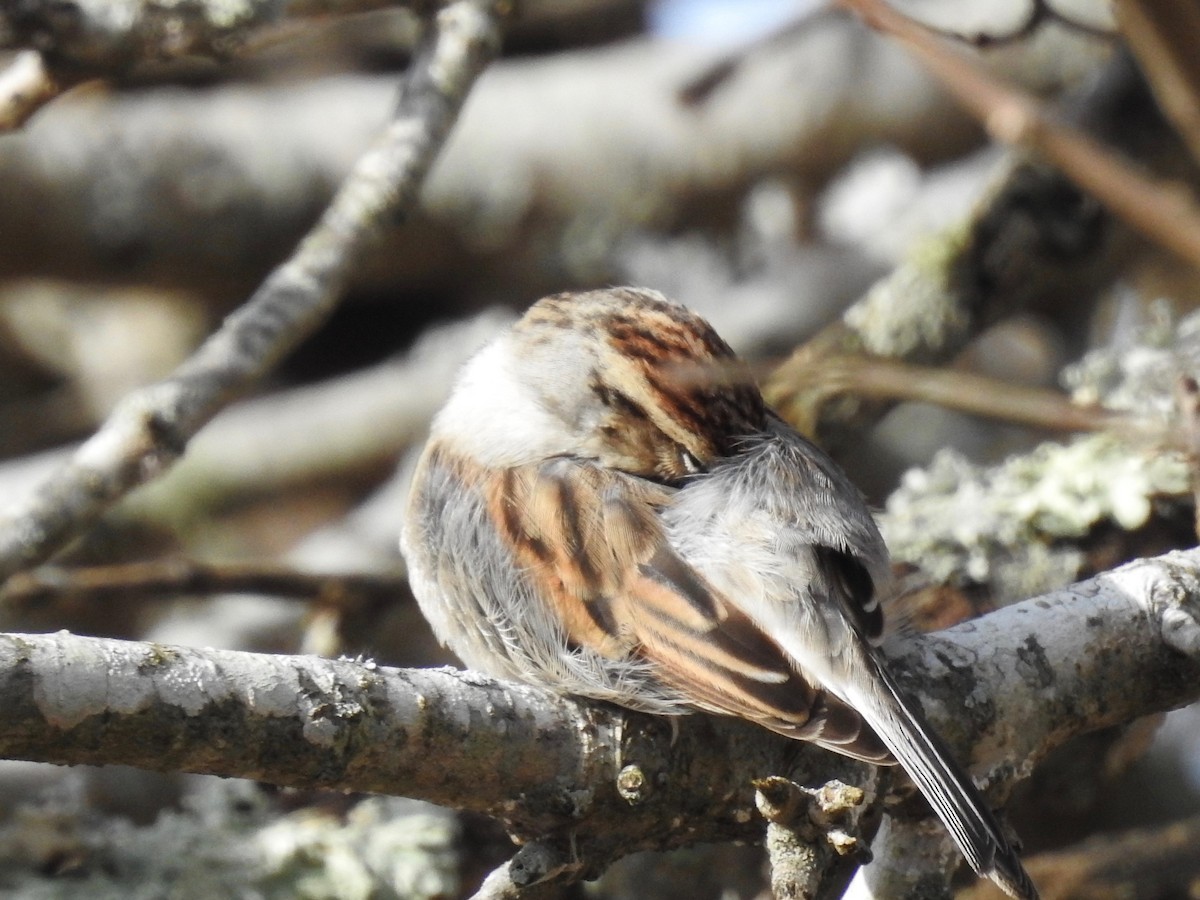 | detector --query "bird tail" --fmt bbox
[847,647,1039,900]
